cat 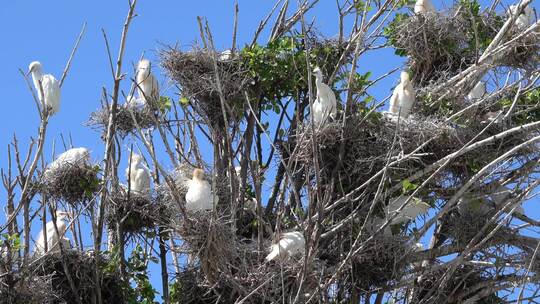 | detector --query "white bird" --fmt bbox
[125,153,151,196]
[185,168,218,211]
[45,147,90,176]
[28,61,61,115]
[35,211,72,256]
[136,59,159,103]
[218,49,235,61]
[414,0,436,14]
[411,242,424,269]
[509,4,534,30]
[388,71,415,119]
[312,67,337,126]
[265,231,305,262]
[467,81,486,100]
[386,196,430,225]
